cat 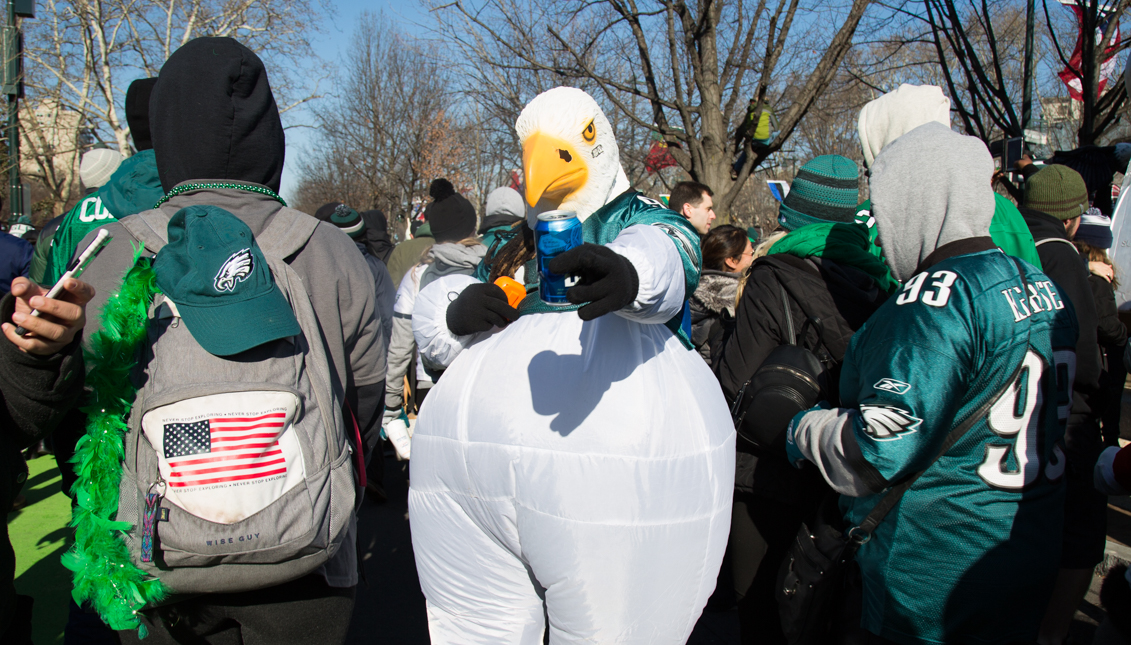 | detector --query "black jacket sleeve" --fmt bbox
[0,293,85,450]
[1039,243,1102,417]
[1090,273,1127,349]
